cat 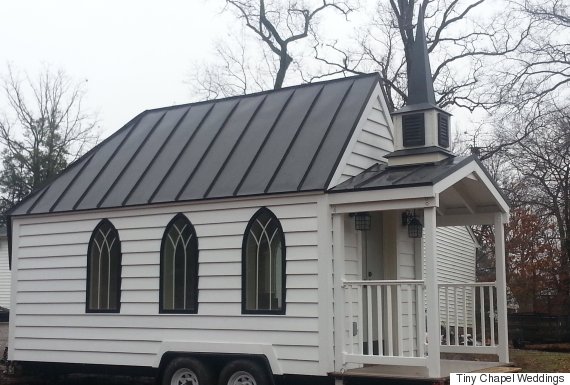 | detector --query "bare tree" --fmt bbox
[0,66,98,215]
[192,0,356,98]
[189,28,278,99]
[498,0,570,108]
[495,105,570,311]
[313,0,532,112]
